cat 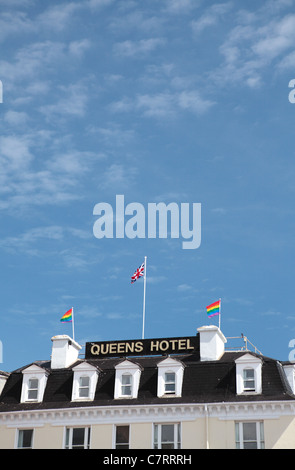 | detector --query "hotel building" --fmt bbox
[1,325,295,449]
